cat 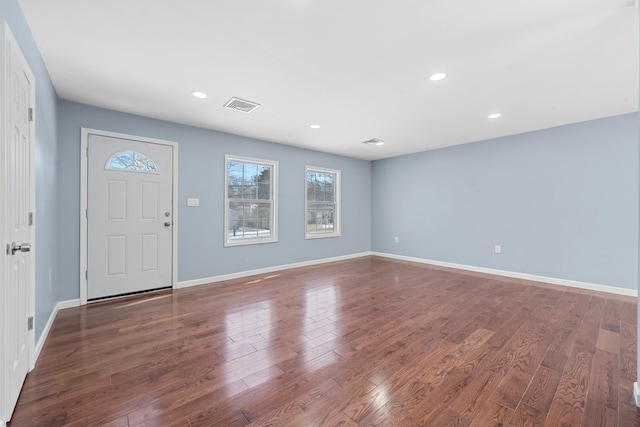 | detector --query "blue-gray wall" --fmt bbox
[0,0,59,339]
[57,101,372,300]
[372,113,639,290]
